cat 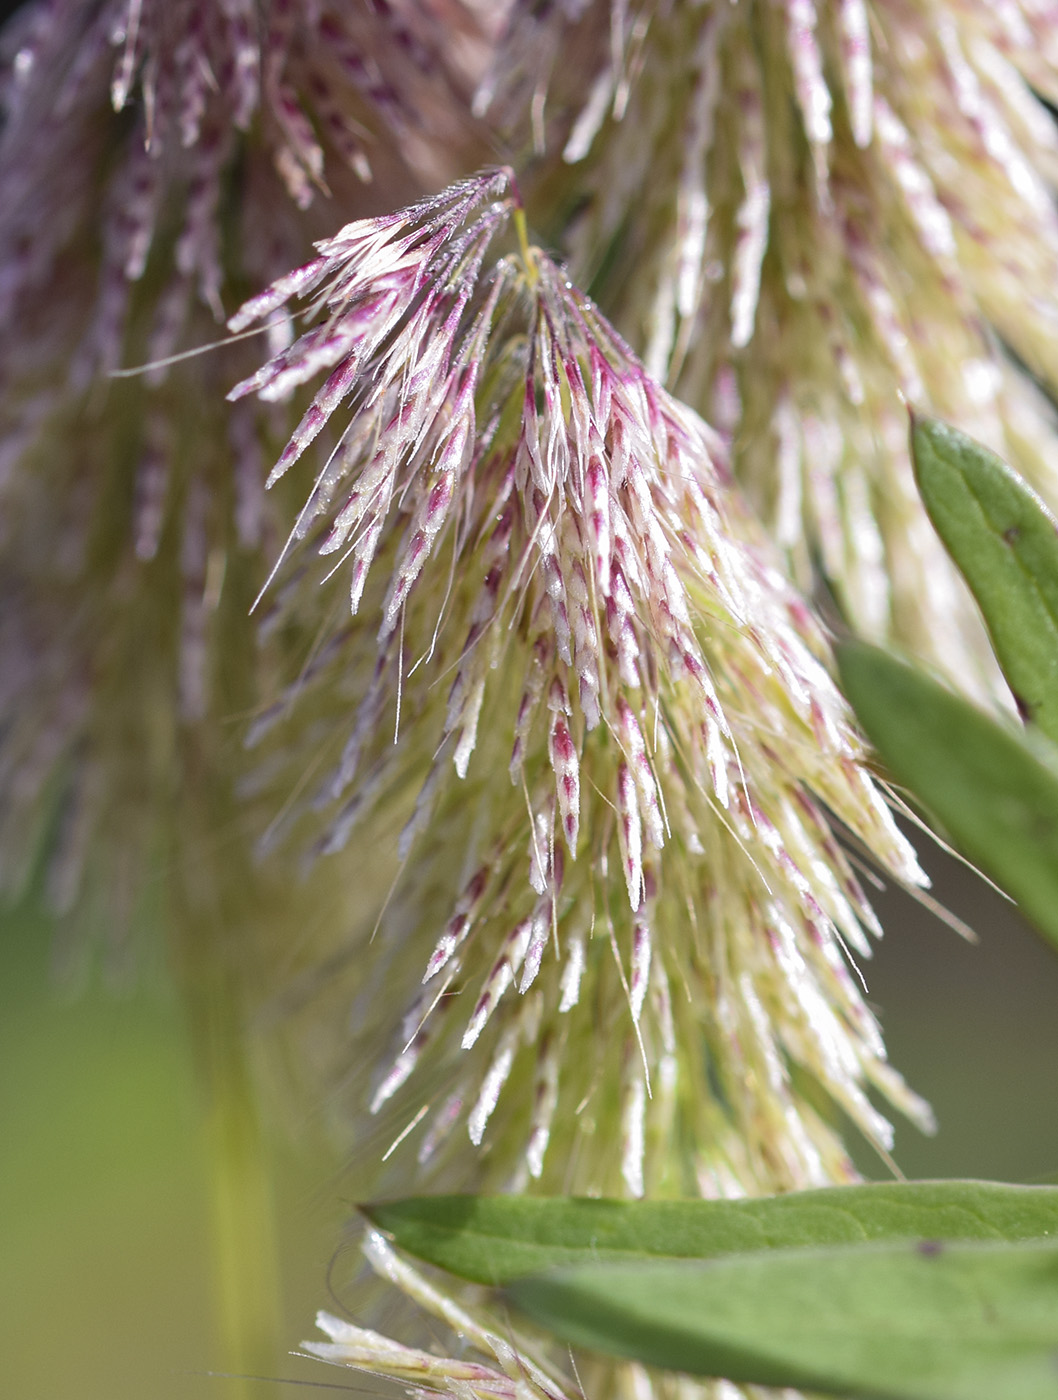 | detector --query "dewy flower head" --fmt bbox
[234,169,931,1198]
[481,1,1058,701]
